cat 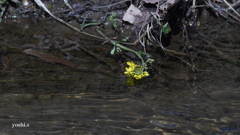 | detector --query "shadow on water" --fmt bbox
[1,13,240,135]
